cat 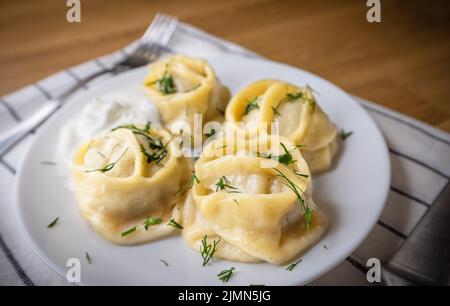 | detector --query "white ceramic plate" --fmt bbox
[15,55,390,285]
